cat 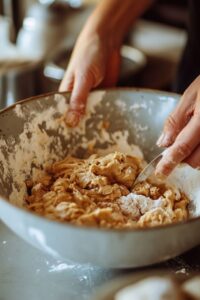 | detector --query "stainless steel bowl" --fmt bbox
[0,88,200,268]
